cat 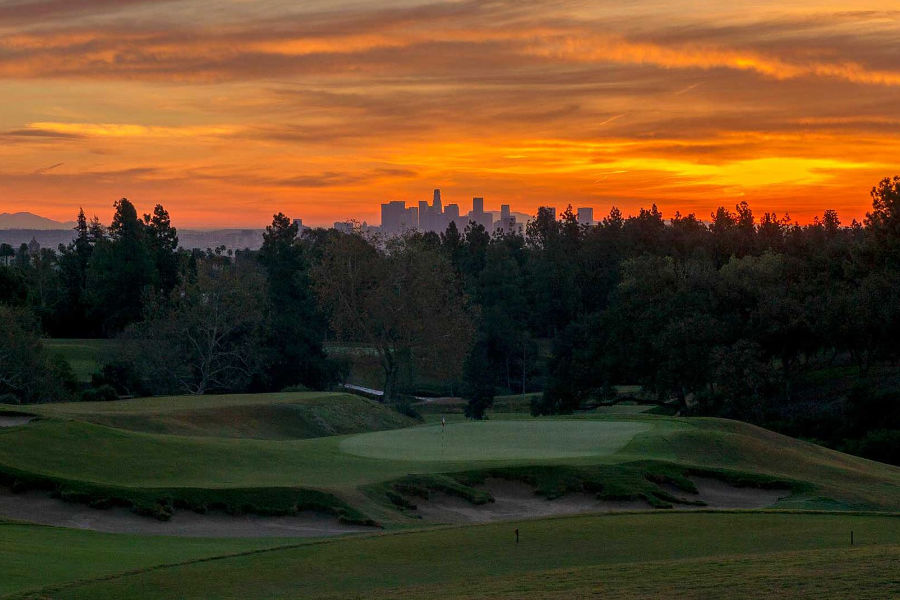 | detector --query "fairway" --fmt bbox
[340,420,651,461]
[10,512,898,599]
